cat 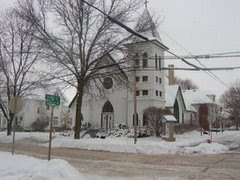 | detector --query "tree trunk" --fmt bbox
[7,121,12,135]
[7,113,14,136]
[236,124,239,131]
[74,80,84,139]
